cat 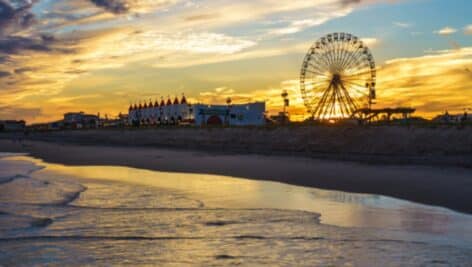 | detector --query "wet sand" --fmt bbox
[1,139,471,214]
[2,154,470,266]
